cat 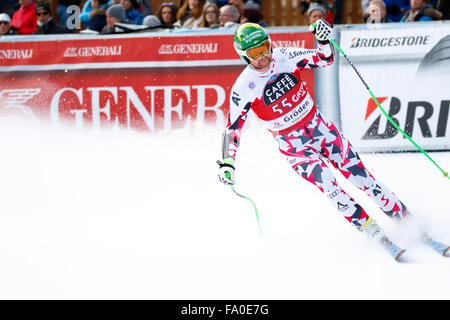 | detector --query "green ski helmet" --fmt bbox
[233,23,272,64]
